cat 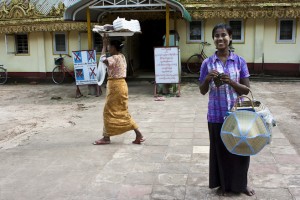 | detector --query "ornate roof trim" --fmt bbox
[0,22,92,34]
[0,0,65,20]
[1,0,300,33]
[182,0,299,4]
[184,2,300,8]
[189,6,300,19]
